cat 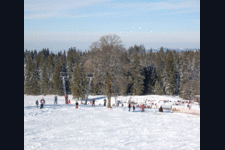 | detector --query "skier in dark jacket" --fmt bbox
[133,105,135,112]
[92,99,95,107]
[36,100,39,108]
[159,106,163,112]
[128,103,131,111]
[54,95,58,105]
[40,98,44,109]
[40,98,46,109]
[104,99,106,106]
